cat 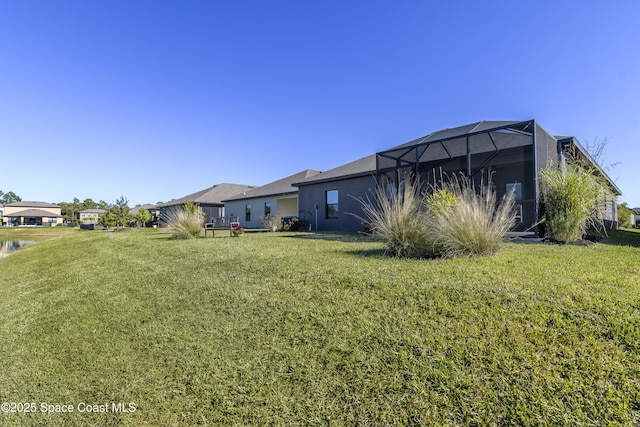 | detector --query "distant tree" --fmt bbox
[0,191,22,204]
[135,208,152,227]
[112,195,131,227]
[98,200,109,210]
[83,198,97,210]
[618,202,634,228]
[58,197,82,223]
[98,211,117,229]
